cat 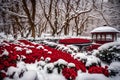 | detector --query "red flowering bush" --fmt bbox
[87,44,101,51]
[88,66,109,77]
[0,39,110,79]
[62,67,77,80]
[0,72,6,79]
